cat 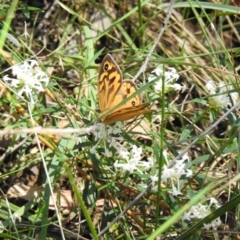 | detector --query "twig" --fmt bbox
[97,182,153,238]
[168,100,240,168]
